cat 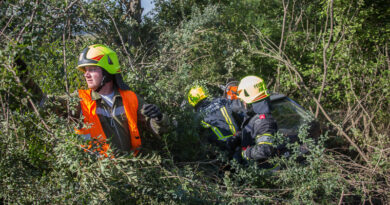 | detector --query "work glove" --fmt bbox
[232,147,244,163]
[141,104,163,120]
[226,131,241,151]
[241,147,251,161]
